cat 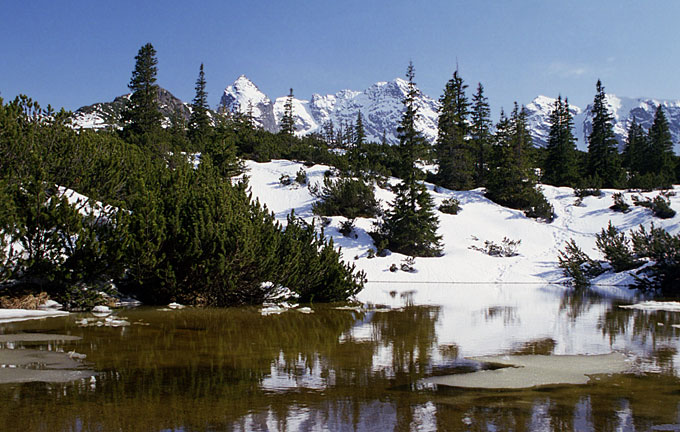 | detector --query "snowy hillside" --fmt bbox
[72,88,192,130]
[526,94,680,153]
[245,159,680,304]
[220,76,440,144]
